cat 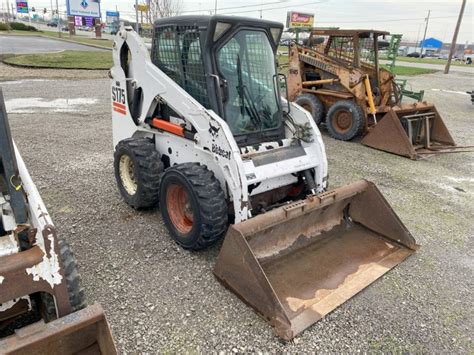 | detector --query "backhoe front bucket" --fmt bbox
[0,303,116,355]
[361,104,457,159]
[214,180,418,340]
